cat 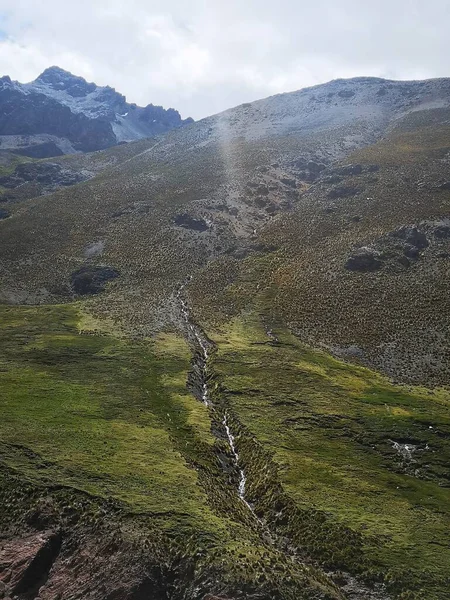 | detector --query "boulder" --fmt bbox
[345,247,384,272]
[174,214,208,232]
[71,266,119,295]
[433,224,450,239]
[328,185,359,200]
[403,243,420,259]
[338,89,356,99]
[391,226,429,249]
[280,177,297,188]
[335,164,363,176]
[12,142,65,159]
